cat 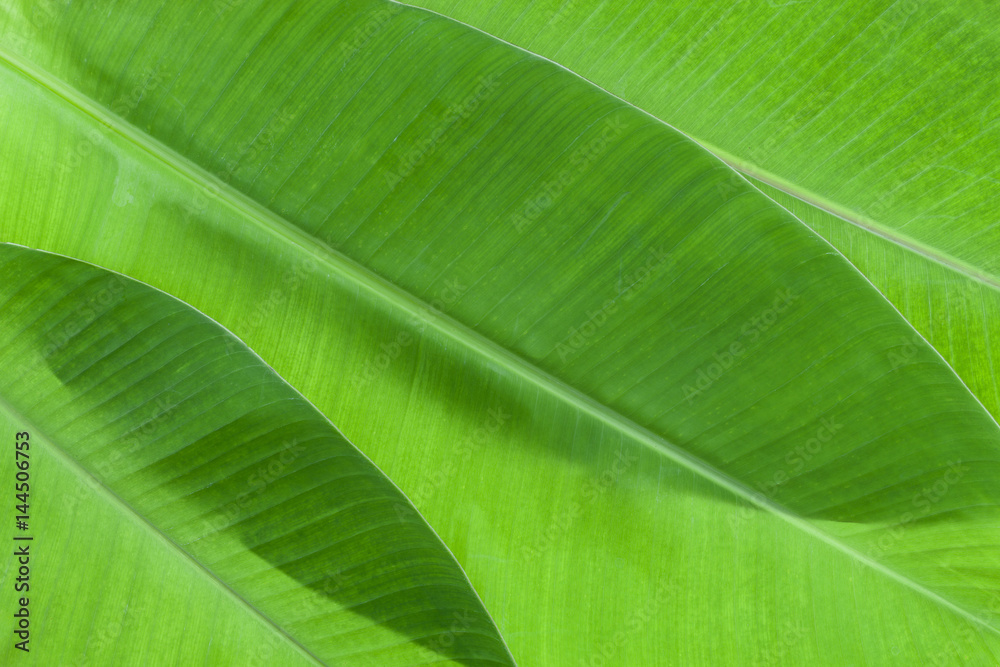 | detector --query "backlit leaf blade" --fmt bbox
[395,0,1000,424]
[0,243,514,666]
[2,1,1000,664]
